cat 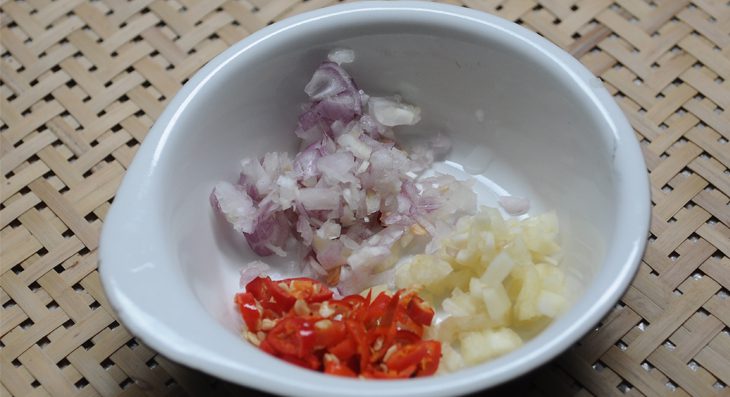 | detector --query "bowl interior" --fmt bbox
[102,4,647,396]
[166,16,617,332]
